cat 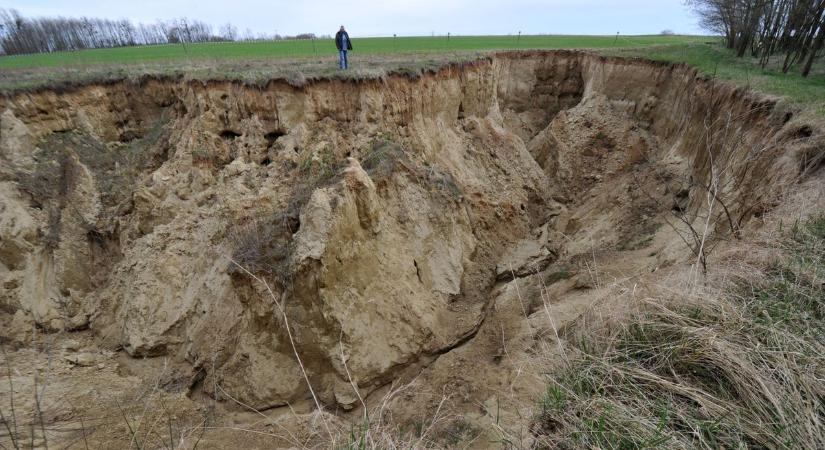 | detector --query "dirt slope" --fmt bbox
[0,50,821,448]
